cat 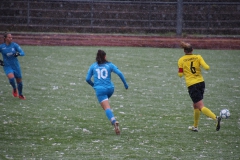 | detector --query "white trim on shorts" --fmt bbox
[100,98,108,103]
